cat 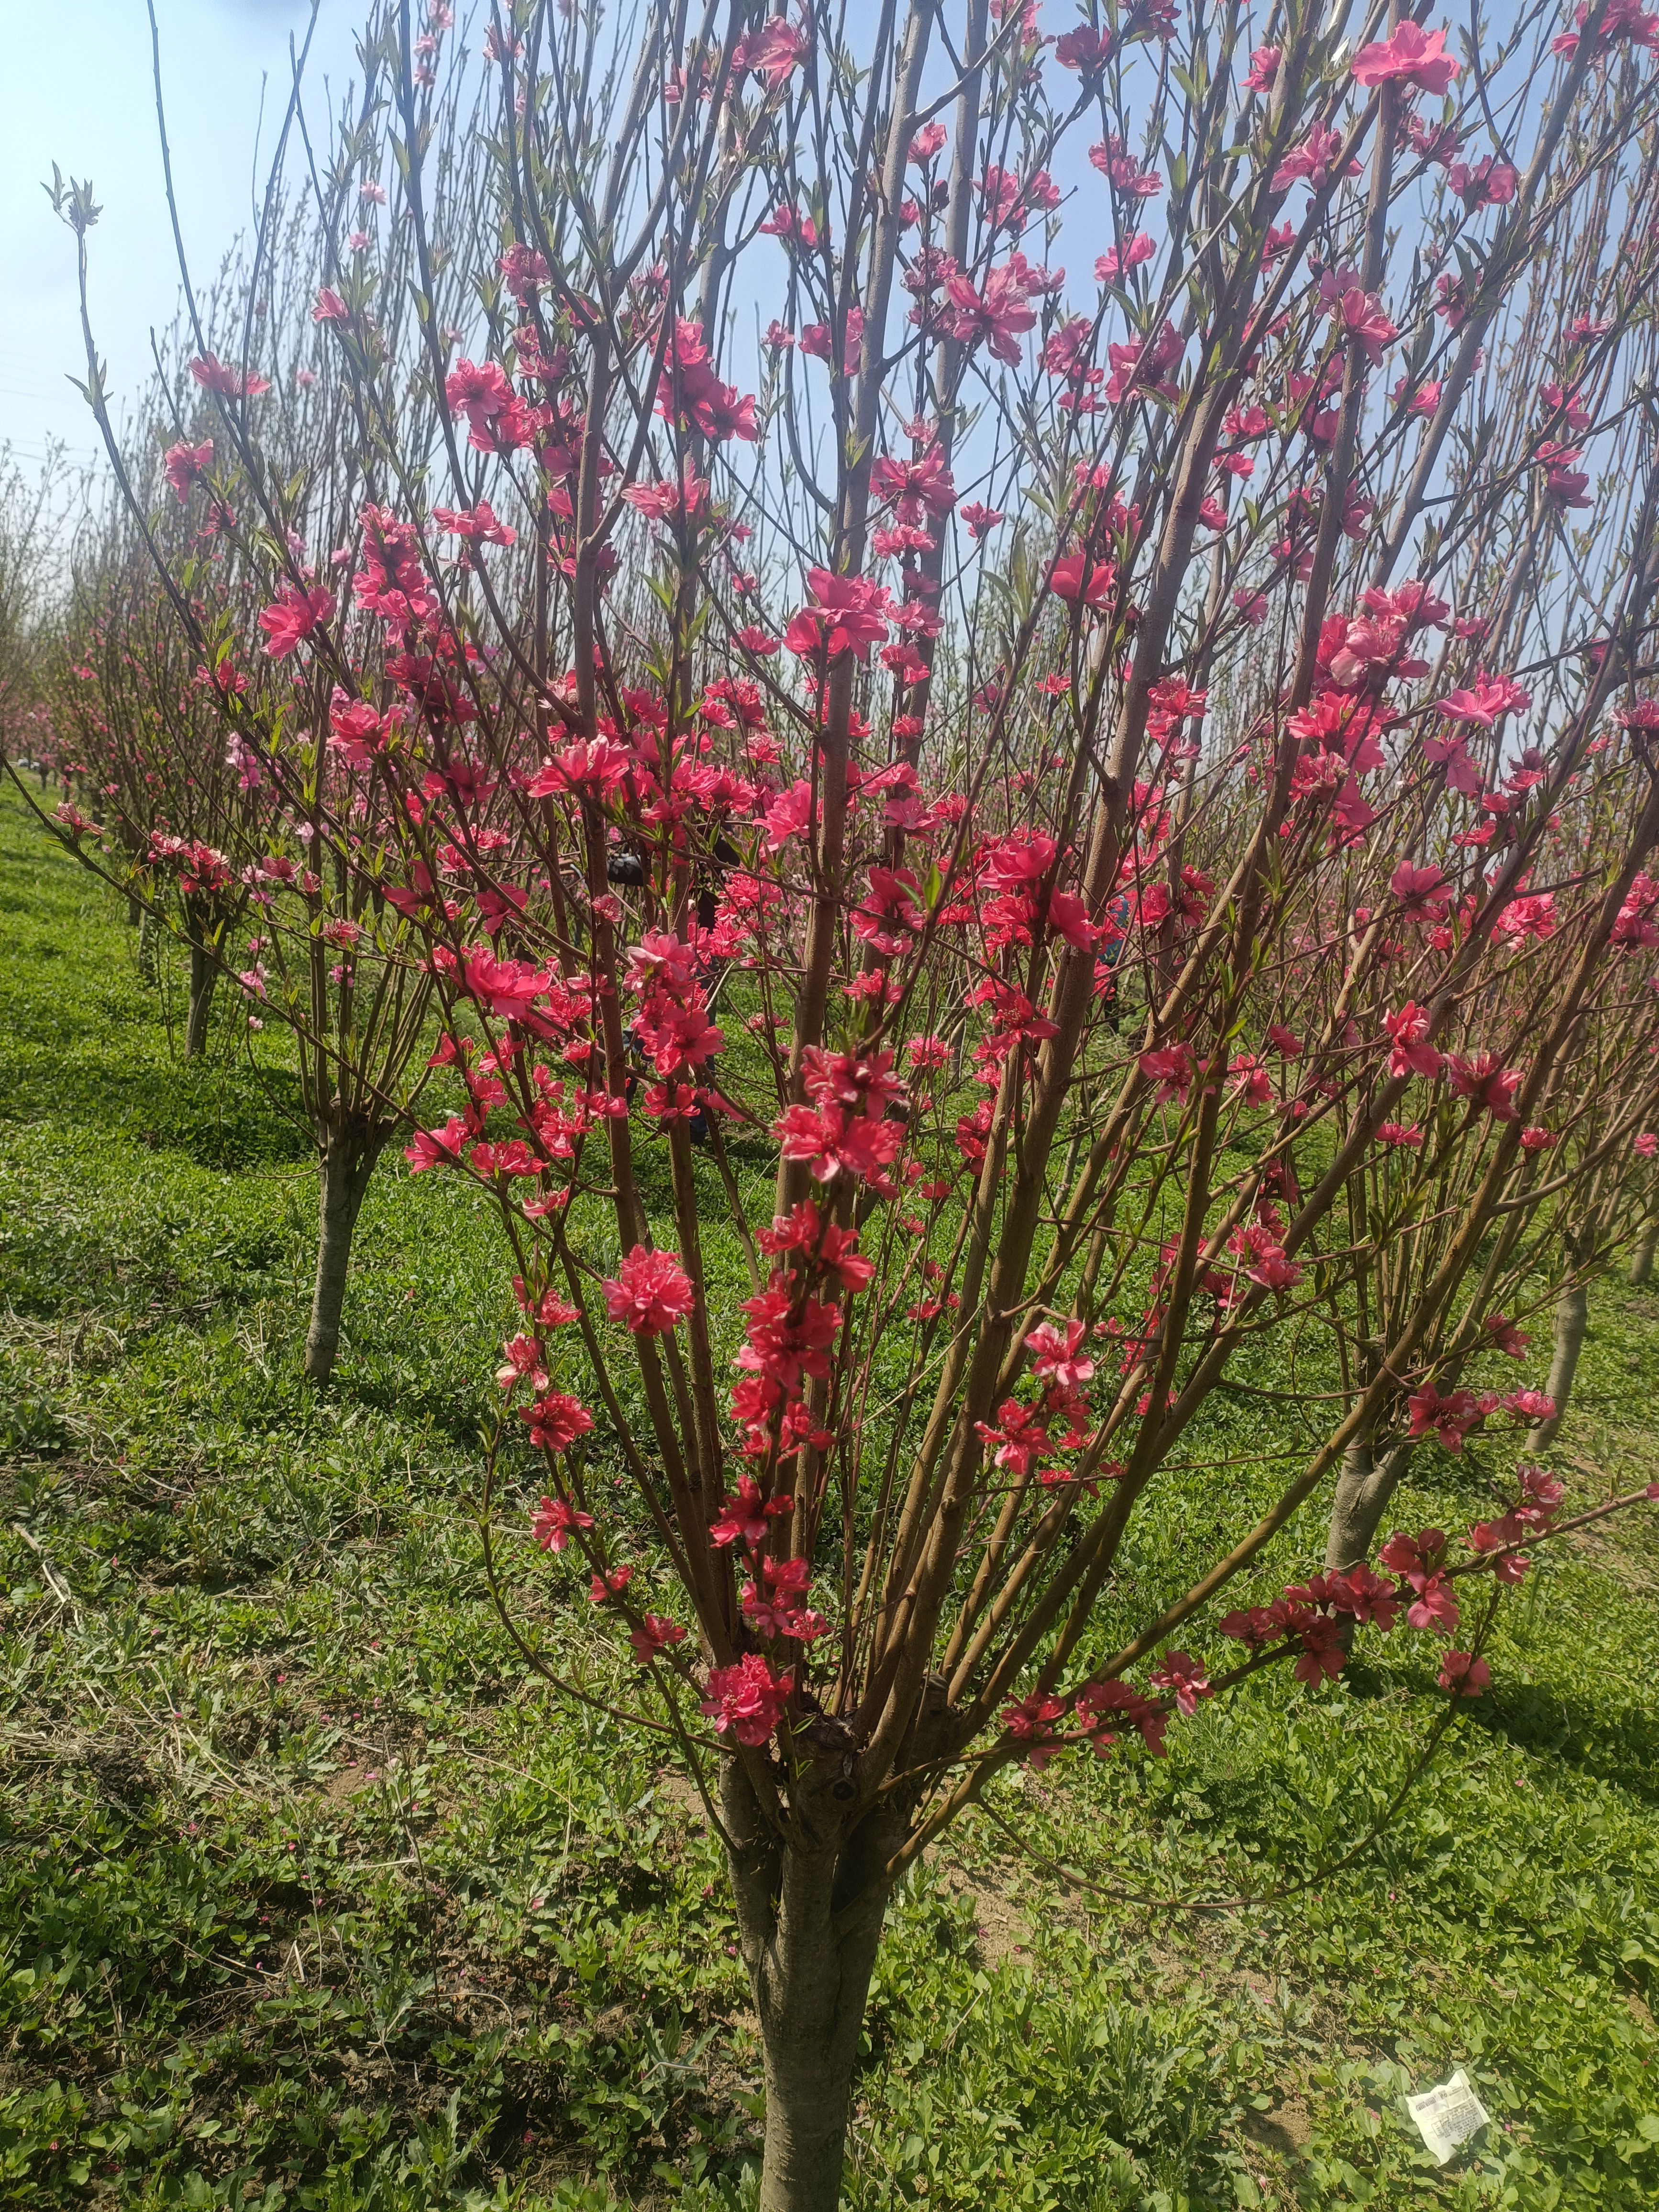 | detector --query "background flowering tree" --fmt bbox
[17,0,1659,2205]
[26,233,460,1376]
